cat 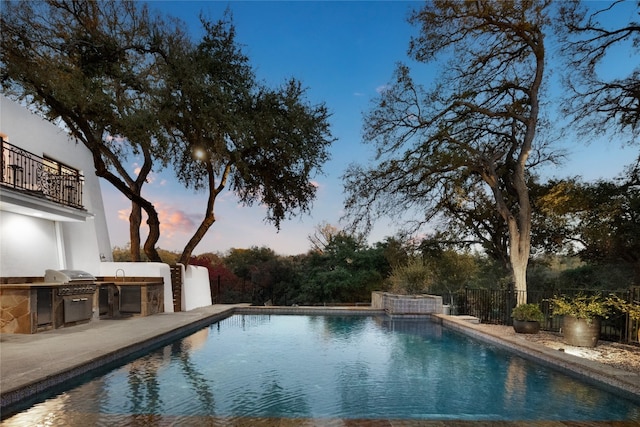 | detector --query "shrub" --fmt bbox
[607,295,640,321]
[388,258,432,295]
[511,303,544,322]
[548,293,611,322]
